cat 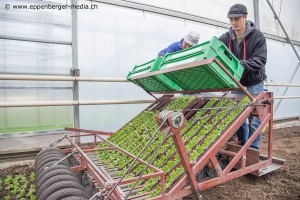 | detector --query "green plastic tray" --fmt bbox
[127,56,163,80]
[160,36,244,84]
[162,61,238,90]
[127,37,244,93]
